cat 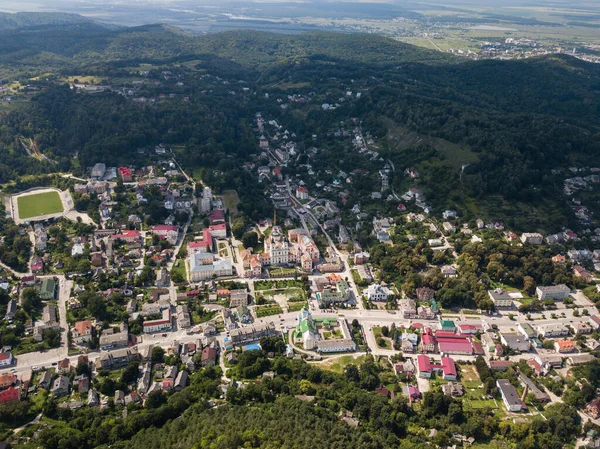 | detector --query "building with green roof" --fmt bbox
[440,319,456,332]
[295,307,318,350]
[38,278,57,300]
